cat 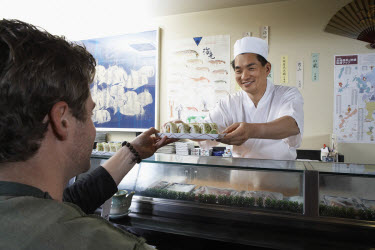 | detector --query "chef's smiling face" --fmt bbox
[234,53,271,101]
